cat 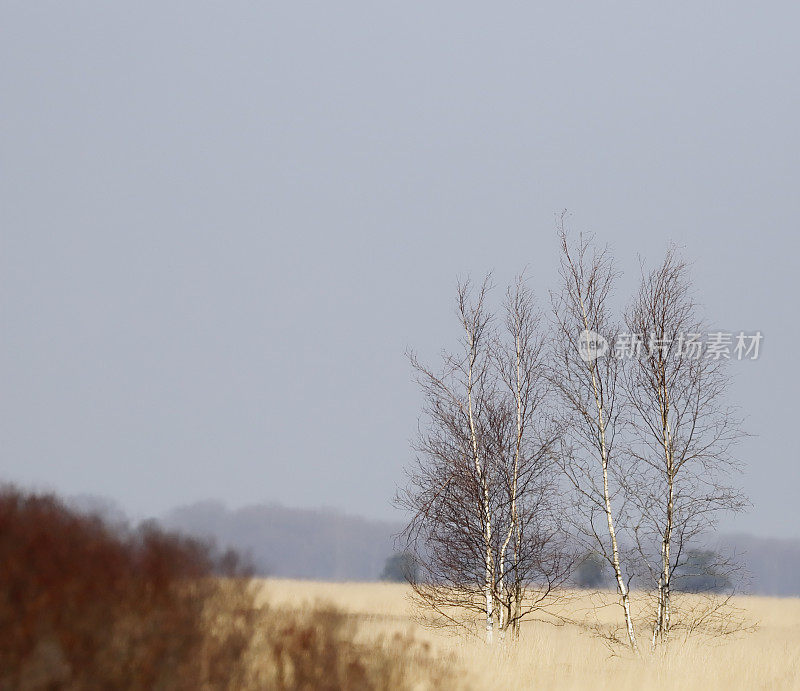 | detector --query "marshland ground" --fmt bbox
[260,579,800,690]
